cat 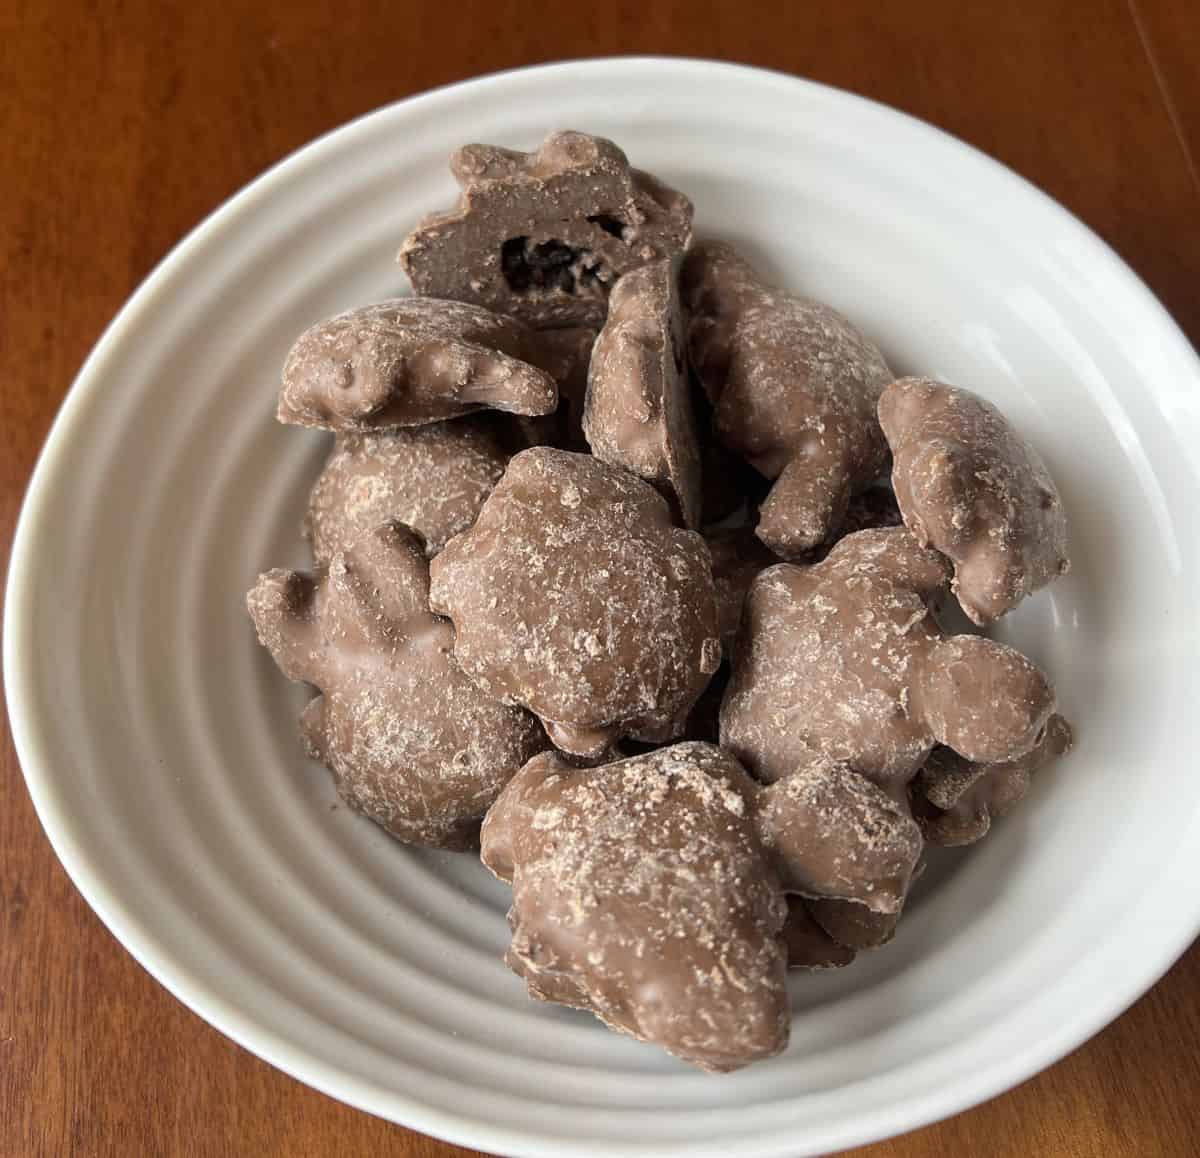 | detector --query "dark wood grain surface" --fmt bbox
[3,2,1199,1155]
